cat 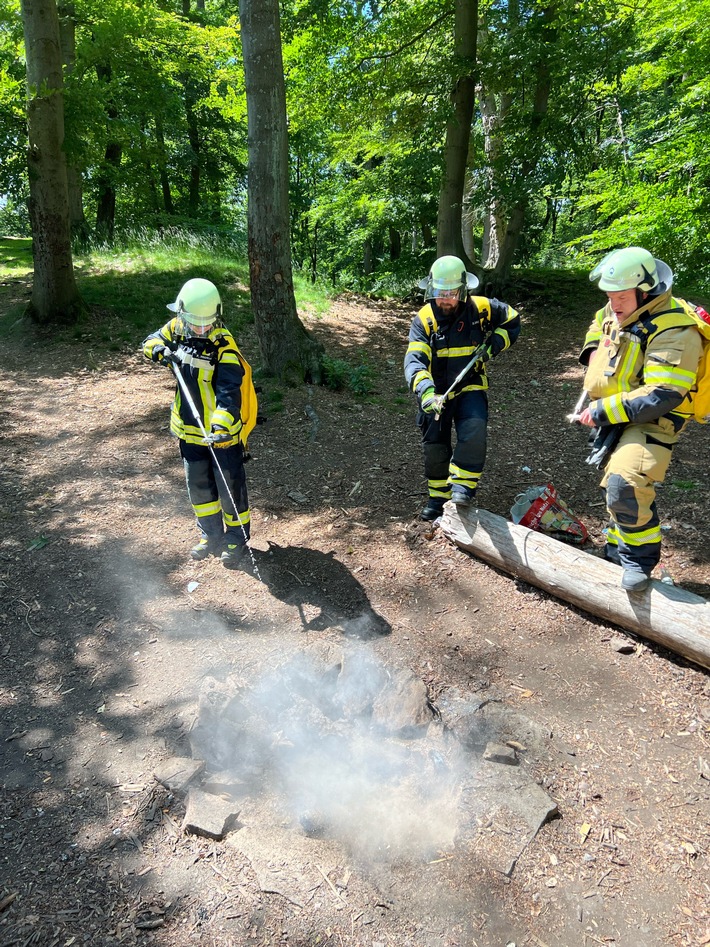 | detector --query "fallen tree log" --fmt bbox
[440,504,710,672]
